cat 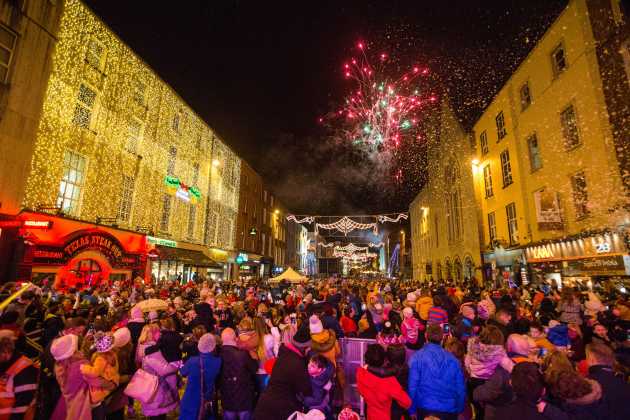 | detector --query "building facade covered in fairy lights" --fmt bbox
[0,0,245,286]
[411,0,630,290]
